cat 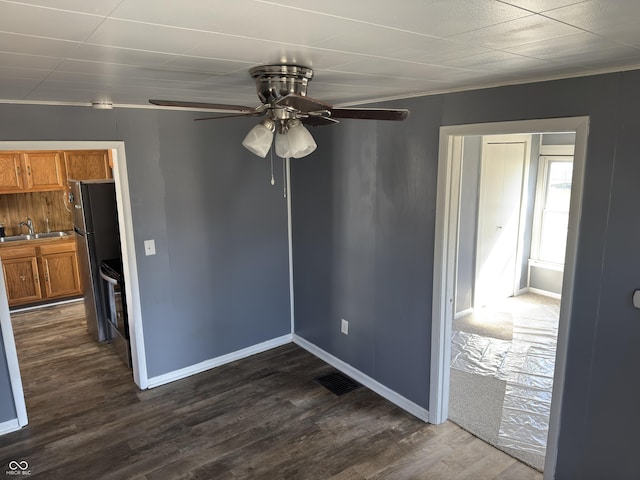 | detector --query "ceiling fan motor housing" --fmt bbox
[250,64,313,105]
